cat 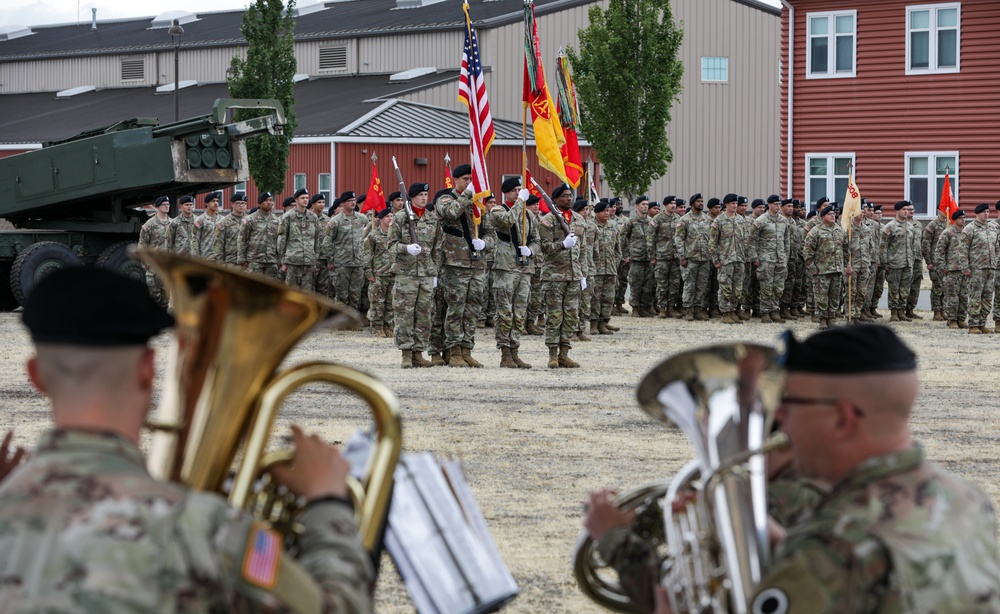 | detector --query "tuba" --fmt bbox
[136,248,402,550]
[573,344,786,613]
